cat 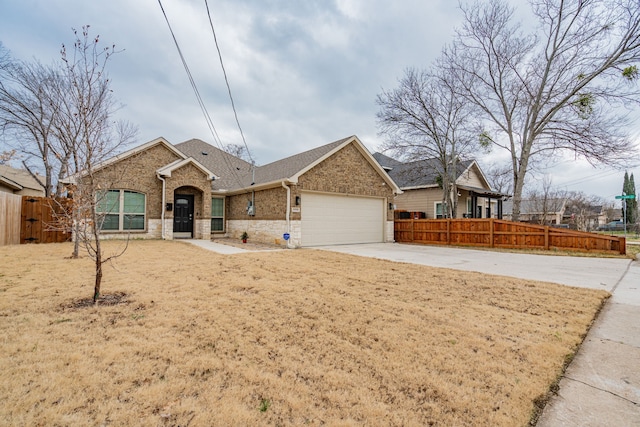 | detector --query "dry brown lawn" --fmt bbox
[0,240,608,426]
